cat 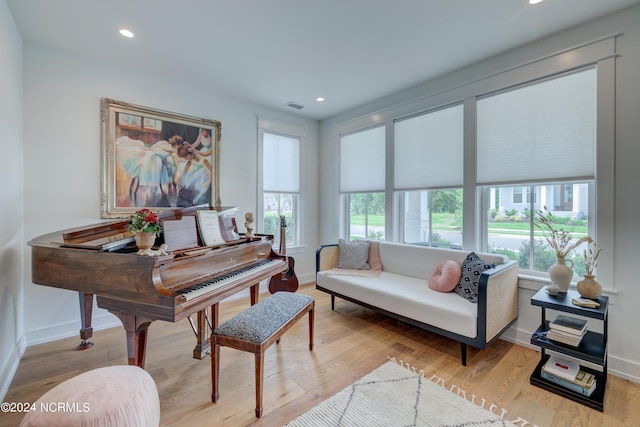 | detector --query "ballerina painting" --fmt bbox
[101,98,221,218]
